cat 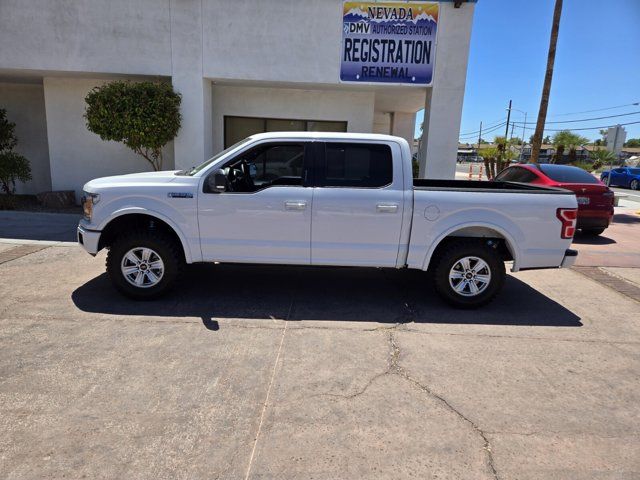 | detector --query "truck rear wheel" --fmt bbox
[106,230,183,299]
[433,239,505,309]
